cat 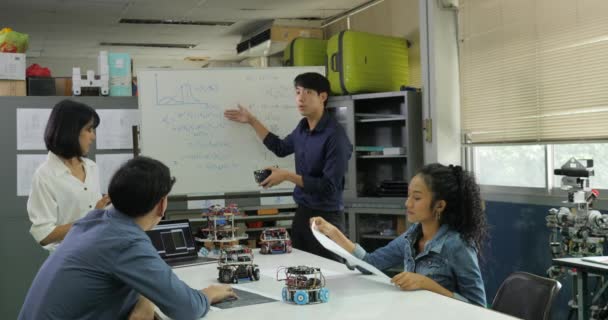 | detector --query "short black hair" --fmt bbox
[294,72,330,107]
[108,156,176,218]
[44,99,100,158]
